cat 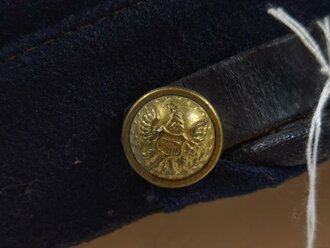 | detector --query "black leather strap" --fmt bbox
[173,28,330,166]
